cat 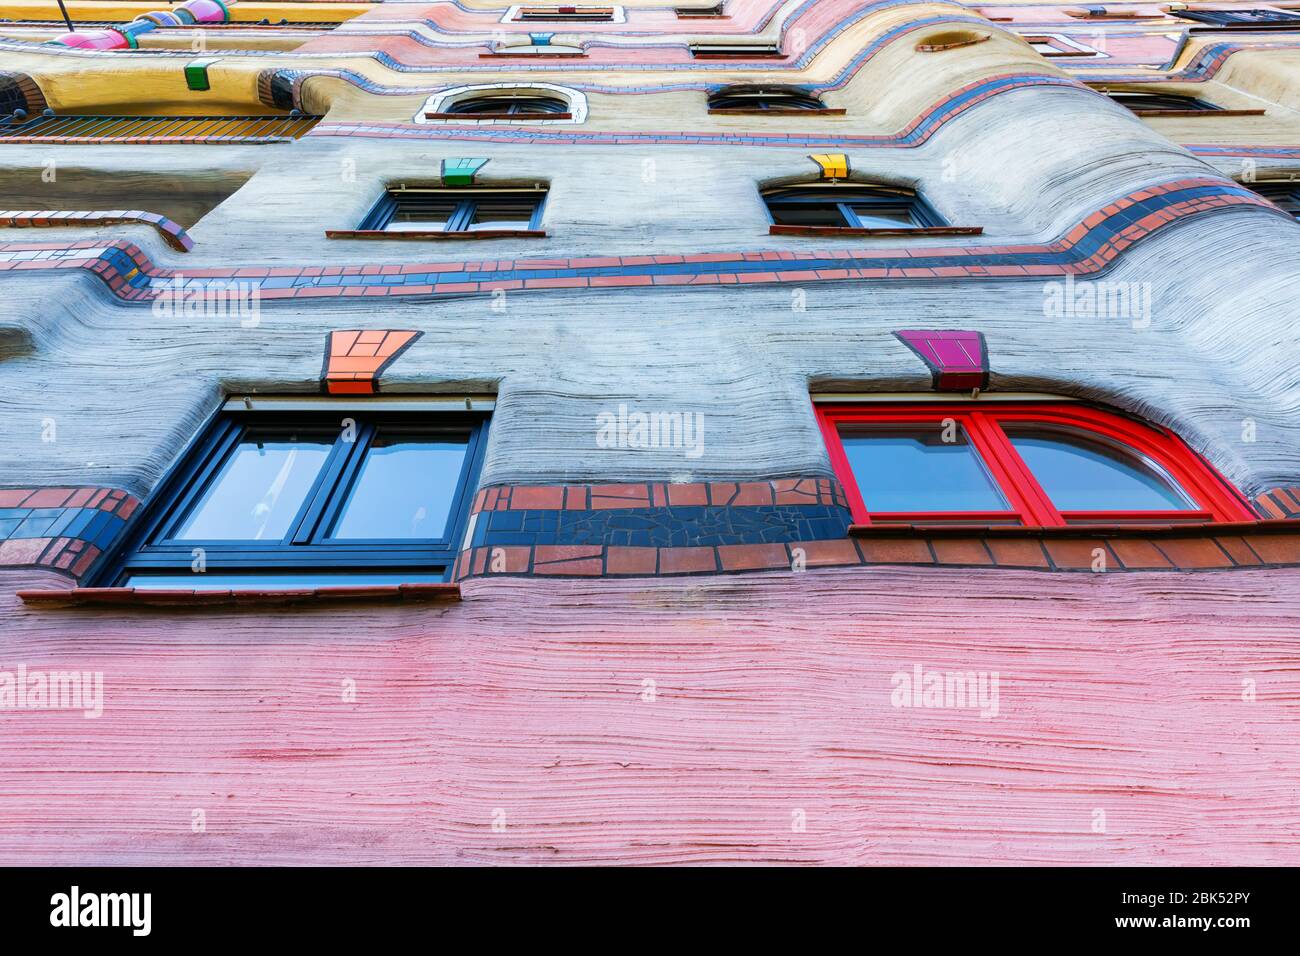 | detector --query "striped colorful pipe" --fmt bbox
[46,0,231,51]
